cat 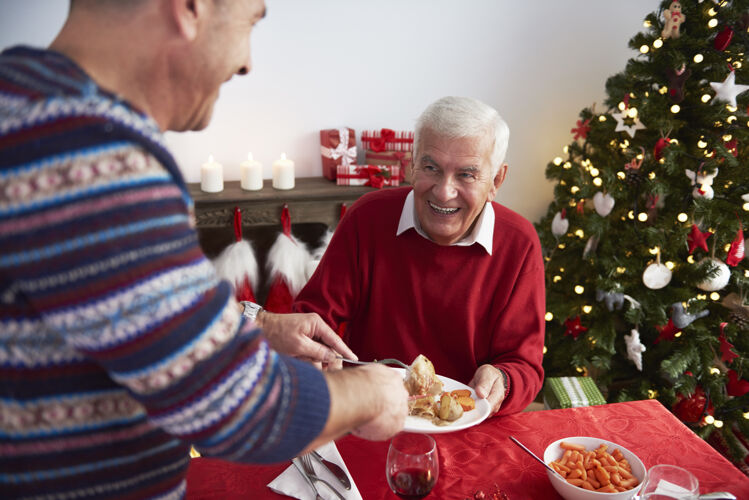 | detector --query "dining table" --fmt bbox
[185,399,749,499]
